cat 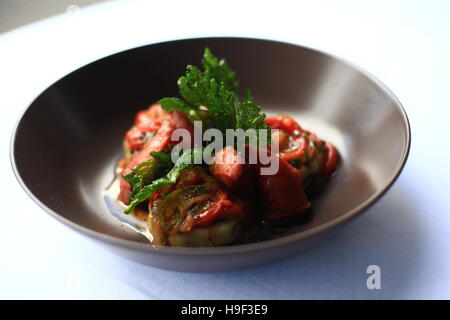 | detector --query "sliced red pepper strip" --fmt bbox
[118,119,174,204]
[243,144,310,220]
[119,106,194,204]
[264,115,303,135]
[257,154,311,220]
[264,115,309,162]
[124,126,150,151]
[209,146,253,196]
[124,104,171,152]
